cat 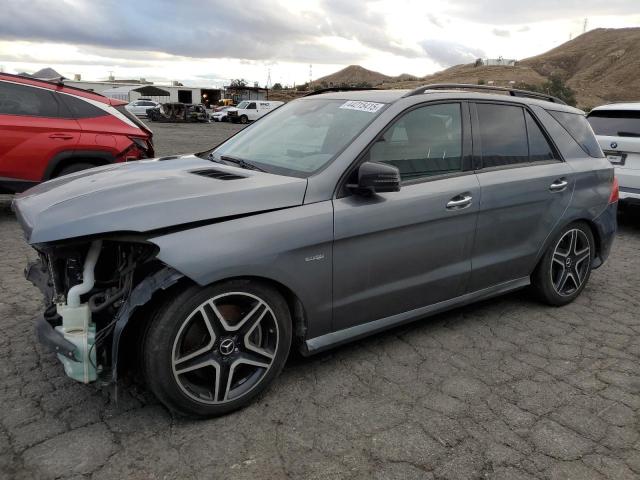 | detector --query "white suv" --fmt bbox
[125,99,160,117]
[588,103,640,205]
[227,100,283,124]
